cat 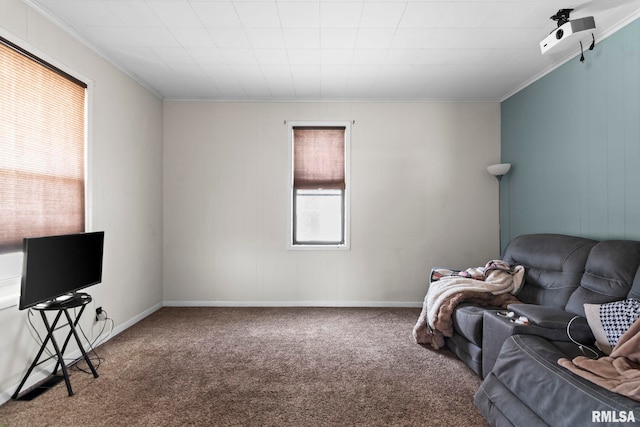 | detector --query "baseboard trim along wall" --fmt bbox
[163,300,423,308]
